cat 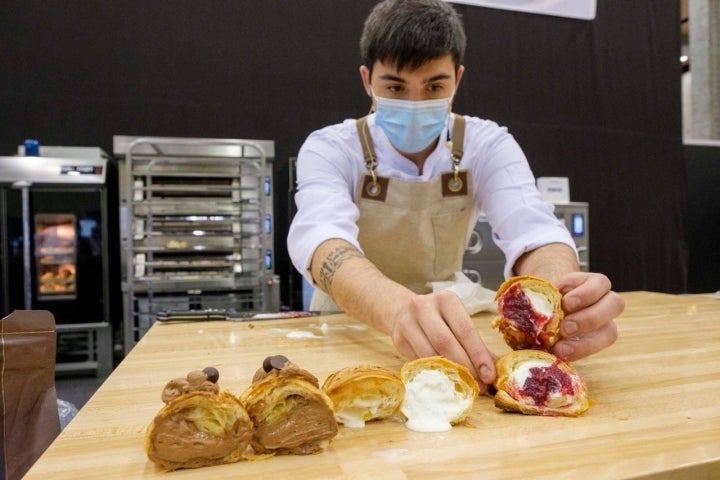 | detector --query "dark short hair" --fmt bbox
[360,0,467,74]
